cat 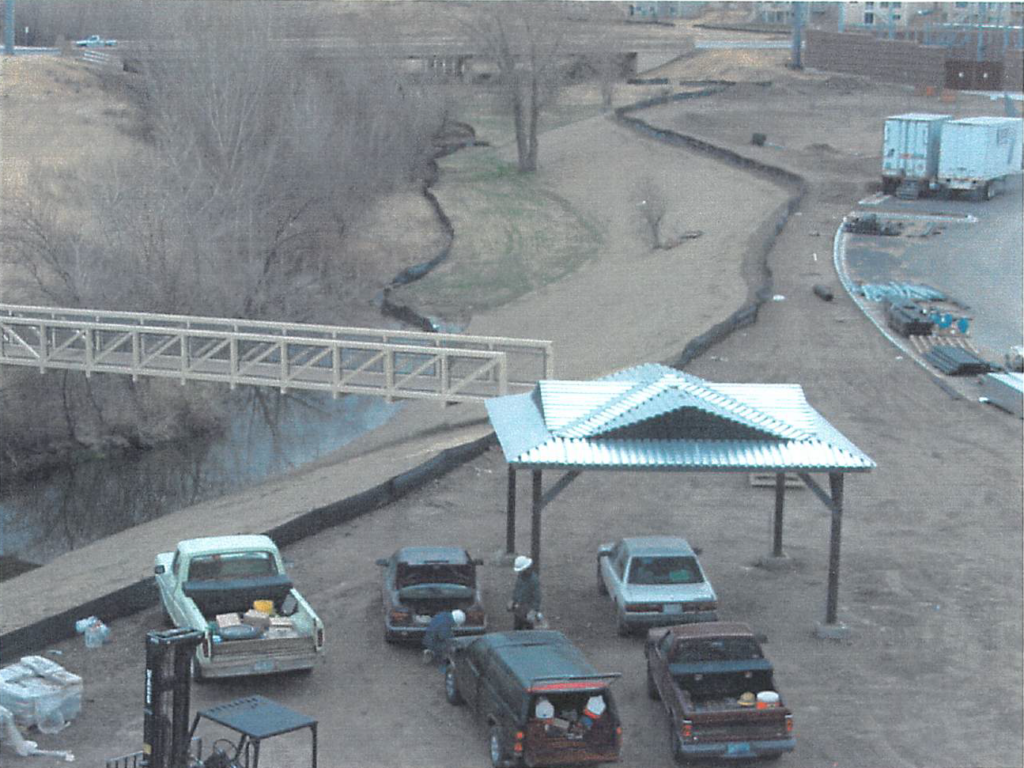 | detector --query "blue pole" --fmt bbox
[4,0,14,55]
